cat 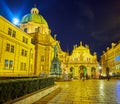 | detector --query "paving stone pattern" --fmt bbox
[34,79,120,104]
